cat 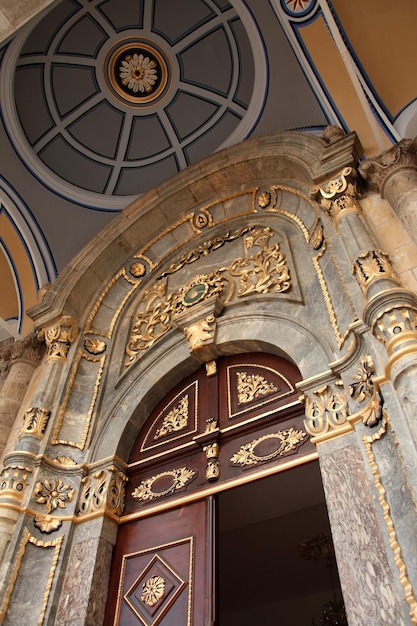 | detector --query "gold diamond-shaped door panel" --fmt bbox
[219,354,302,426]
[121,547,189,626]
[105,499,213,625]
